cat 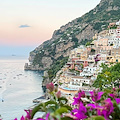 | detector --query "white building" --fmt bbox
[116,20,120,26]
[108,34,120,48]
[69,76,90,88]
[80,67,96,77]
